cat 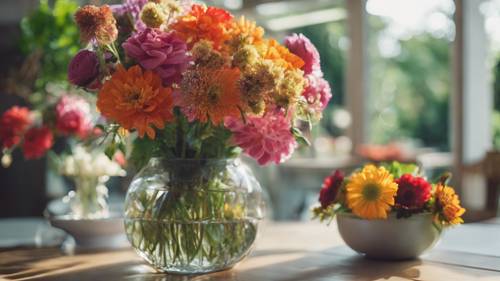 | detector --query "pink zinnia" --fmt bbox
[284,33,321,76]
[0,106,32,149]
[123,28,190,86]
[22,126,53,159]
[302,74,332,112]
[55,95,93,138]
[225,110,297,165]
